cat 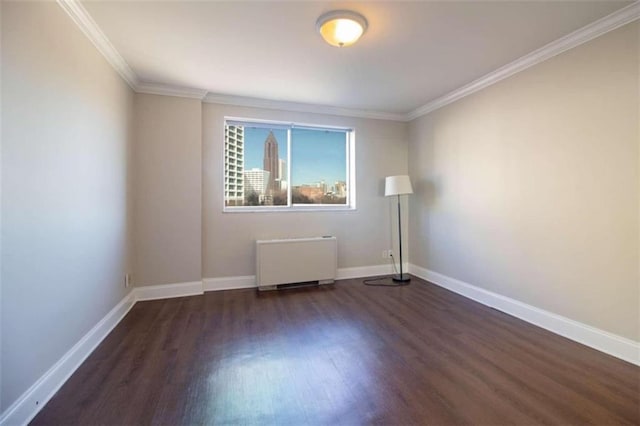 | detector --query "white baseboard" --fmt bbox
[201,264,402,292]
[409,264,640,366]
[203,275,256,291]
[0,291,137,426]
[134,281,203,301]
[336,264,393,280]
[136,266,401,296]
